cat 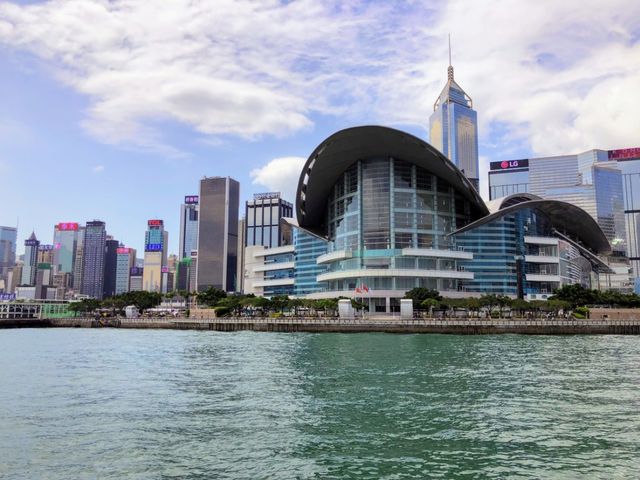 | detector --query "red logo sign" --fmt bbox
[117,247,131,254]
[500,161,509,169]
[58,222,79,231]
[608,148,640,160]
[148,219,163,226]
